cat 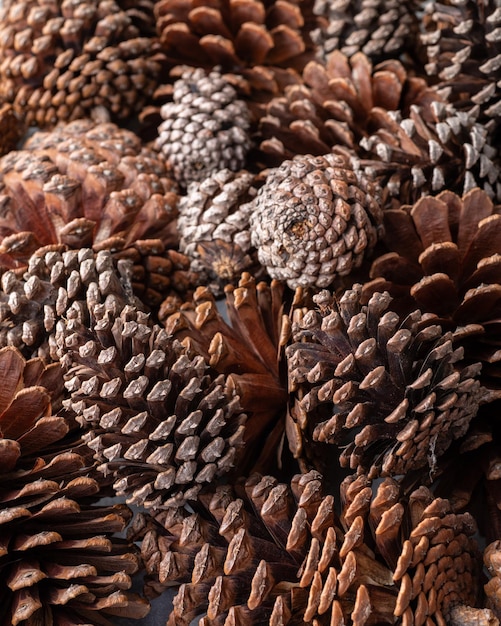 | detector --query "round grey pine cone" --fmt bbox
[249,152,383,289]
[155,67,252,188]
